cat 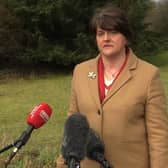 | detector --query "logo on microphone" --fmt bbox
[40,110,49,122]
[29,106,39,118]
